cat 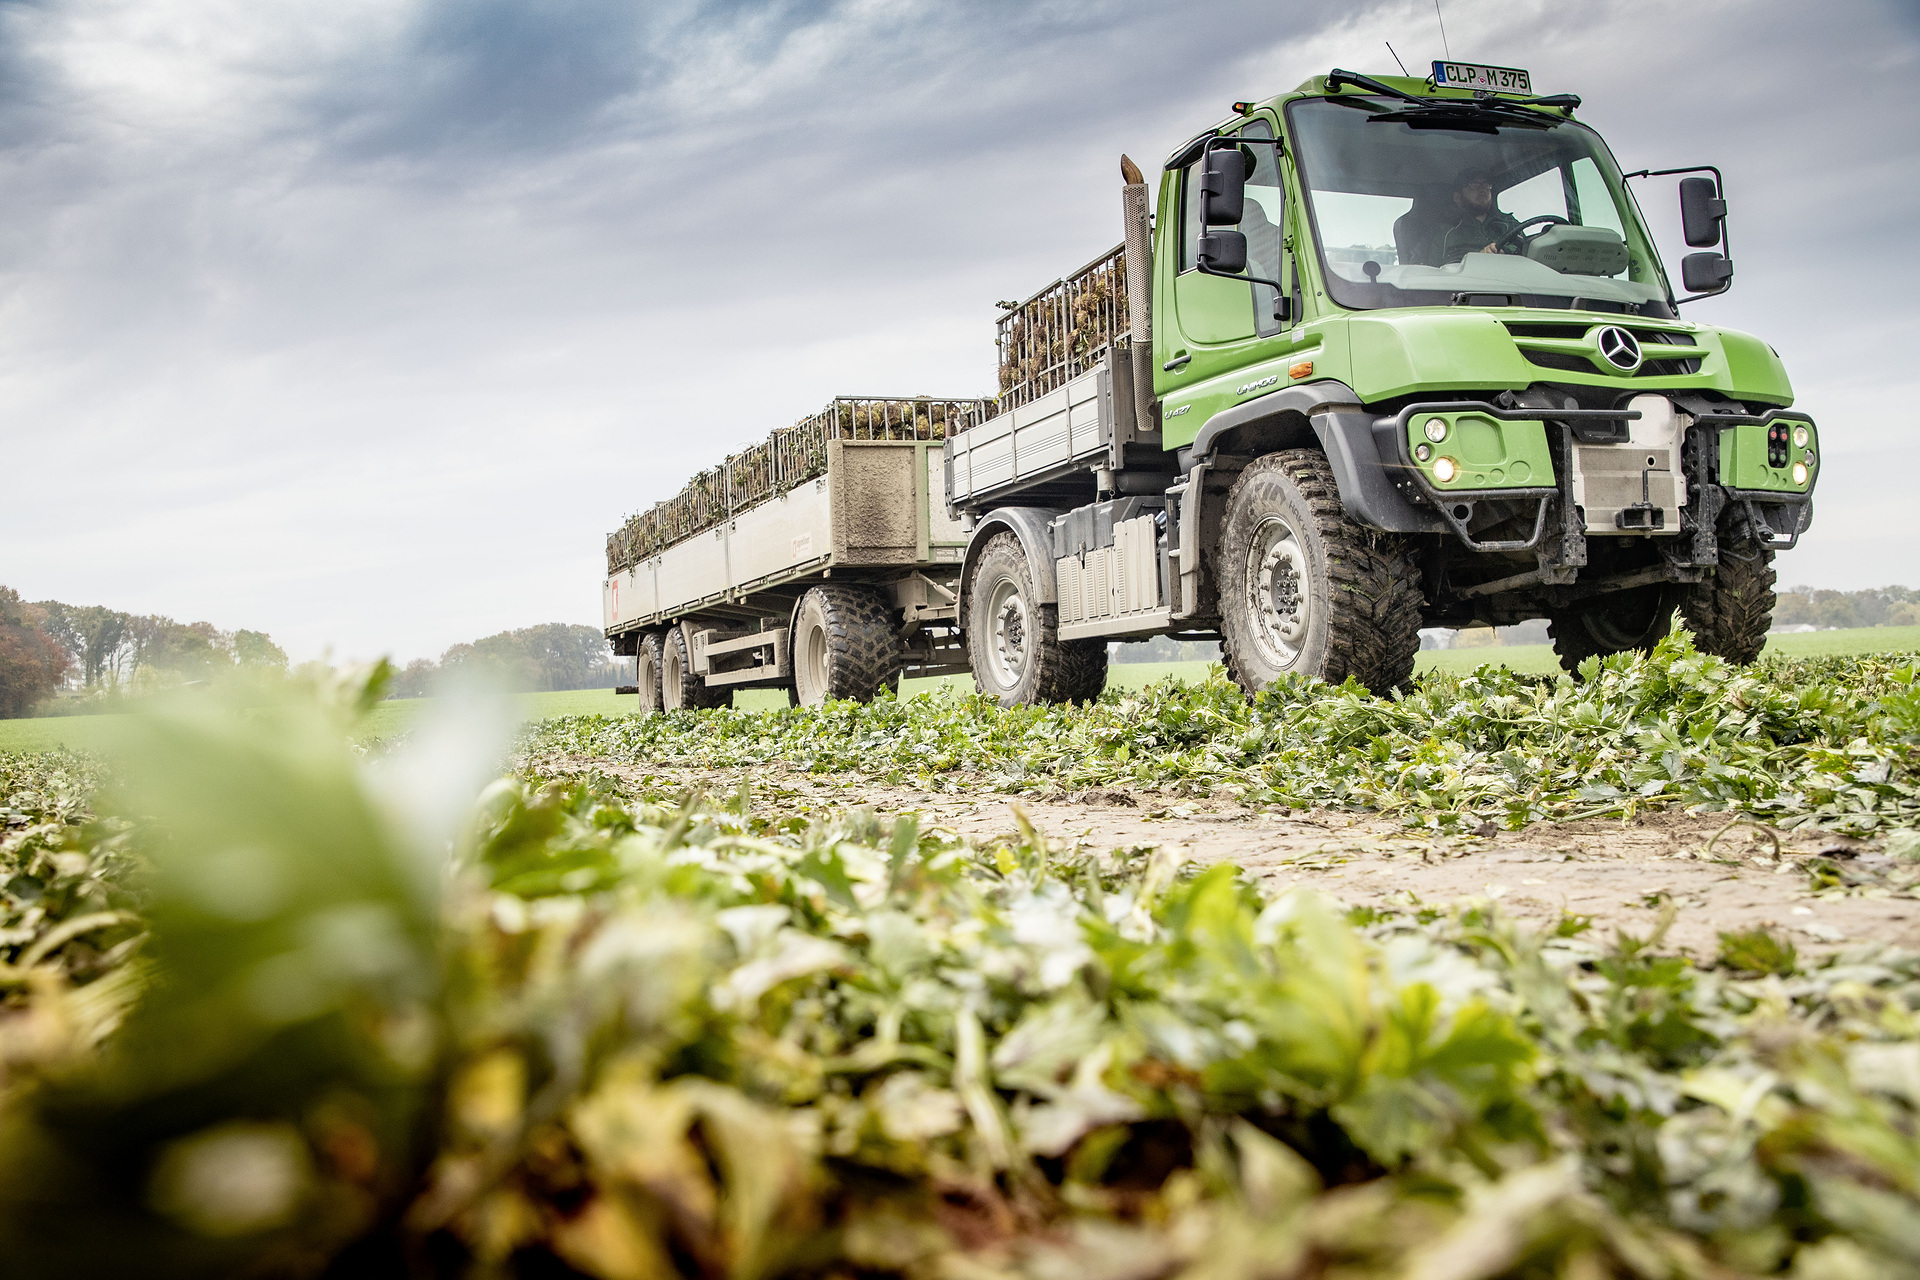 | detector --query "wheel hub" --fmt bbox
[1247,515,1311,668]
[987,578,1030,688]
[798,618,830,703]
